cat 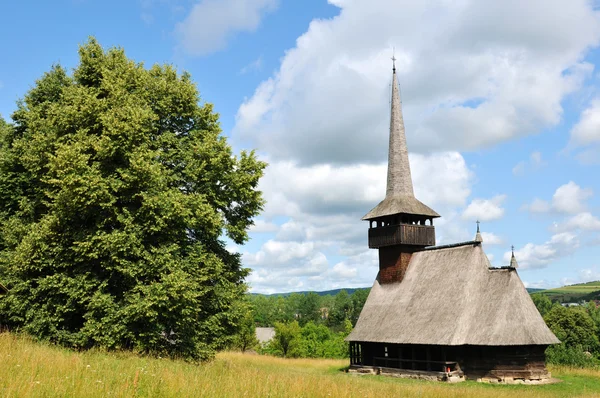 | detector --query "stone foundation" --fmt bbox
[348,366,465,383]
[348,366,560,384]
